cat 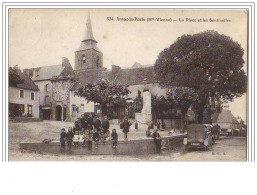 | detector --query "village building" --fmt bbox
[212,109,244,135]
[23,57,75,120]
[22,14,190,128]
[9,68,40,118]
